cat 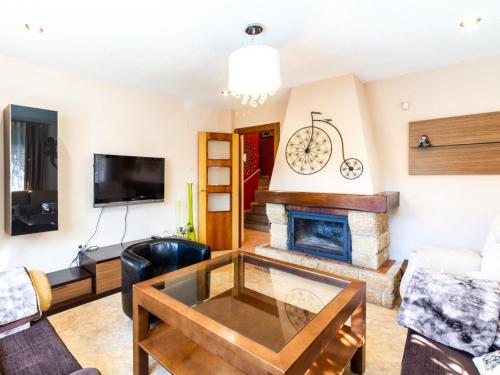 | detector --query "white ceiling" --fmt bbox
[1,0,500,108]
